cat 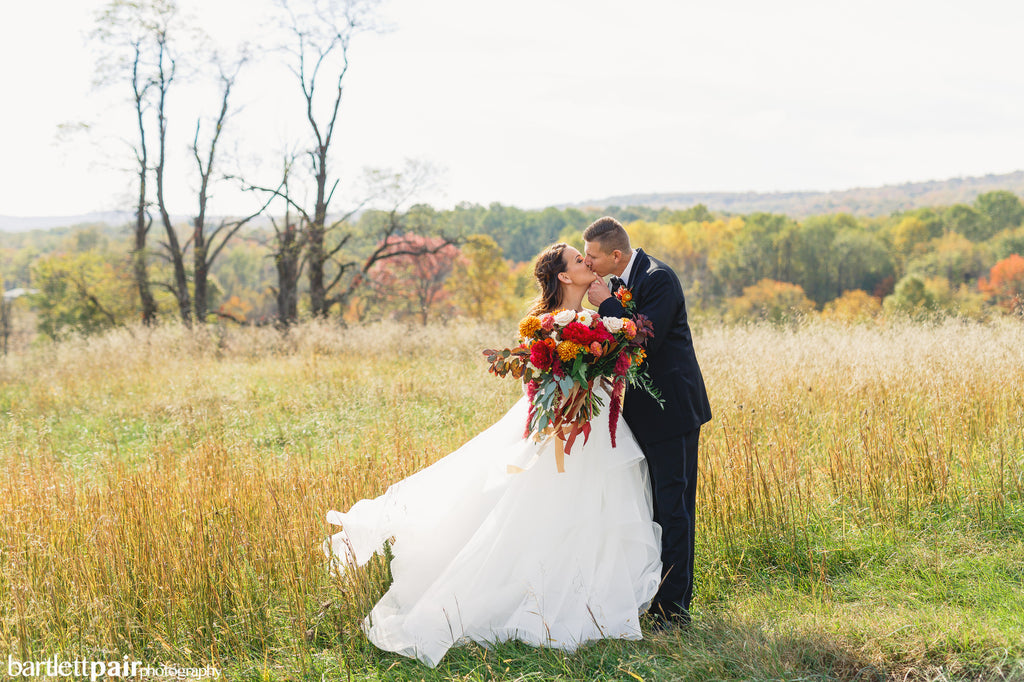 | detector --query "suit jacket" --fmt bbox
[598,248,712,444]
